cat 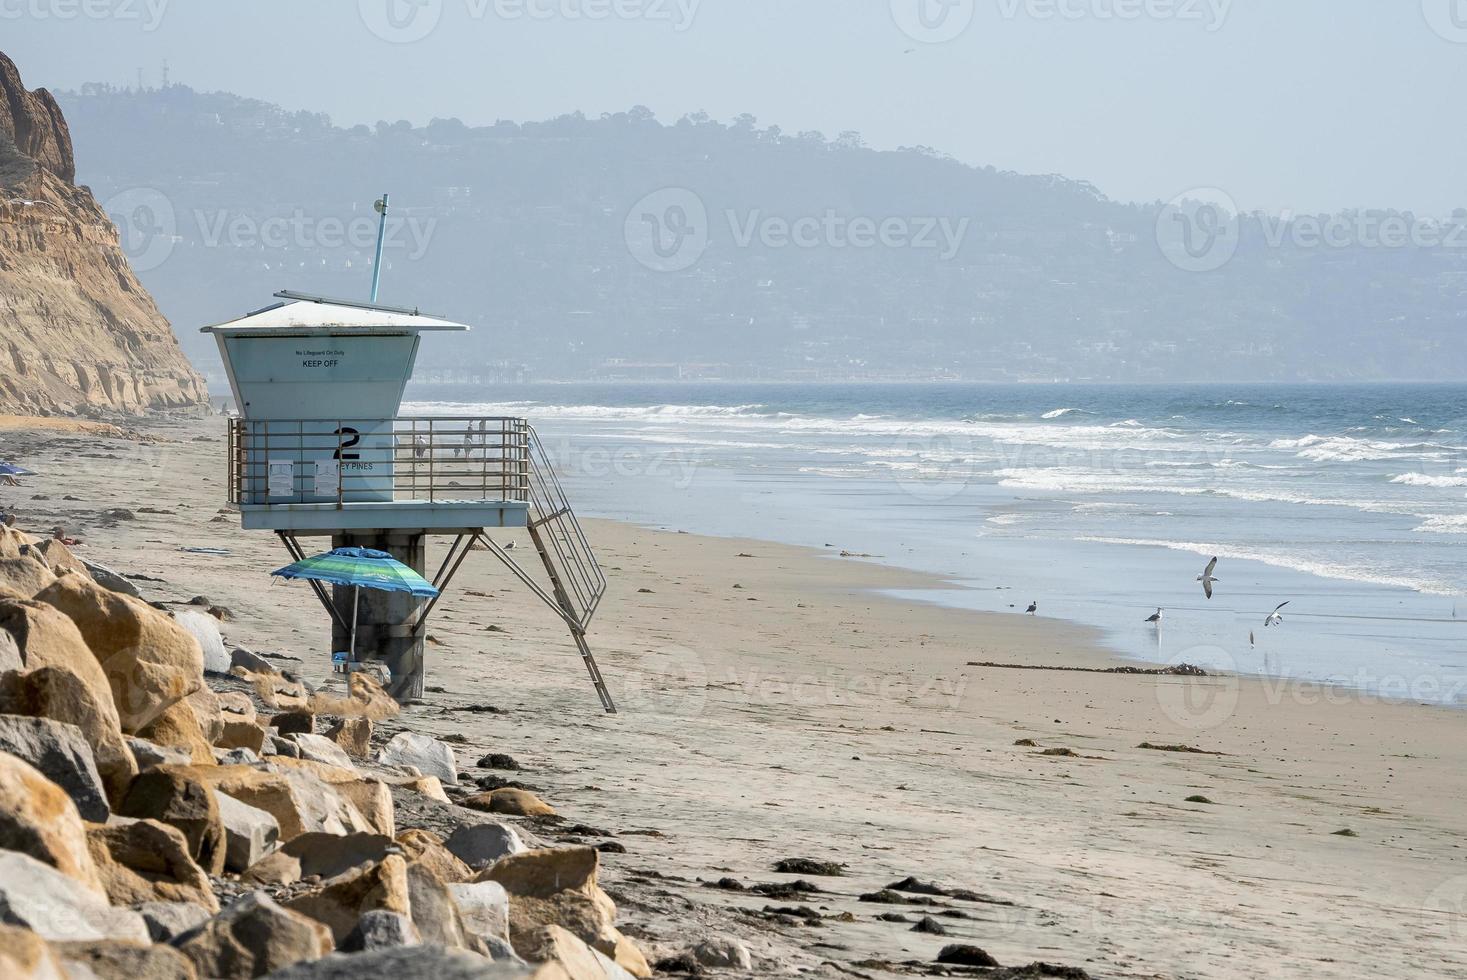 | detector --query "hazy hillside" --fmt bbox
[58,83,1467,383]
